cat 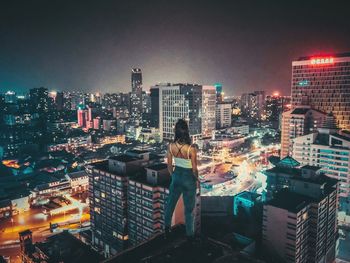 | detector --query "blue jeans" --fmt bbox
[164,166,197,236]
